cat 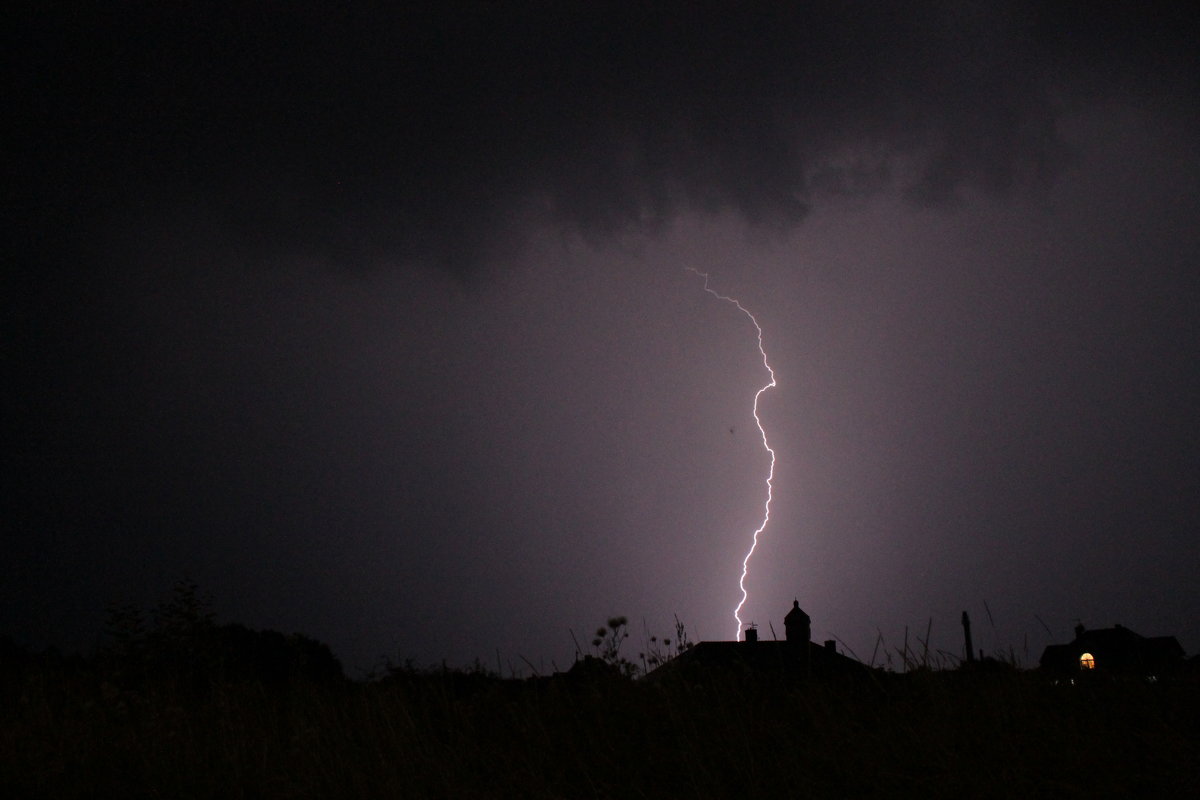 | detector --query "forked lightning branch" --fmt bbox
[687,269,777,642]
